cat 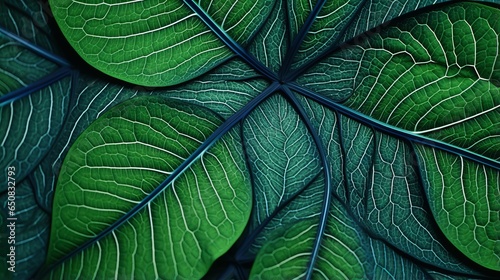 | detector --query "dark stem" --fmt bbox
[289,82,500,170]
[278,0,327,80]
[284,0,369,81]
[0,67,72,106]
[182,0,278,80]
